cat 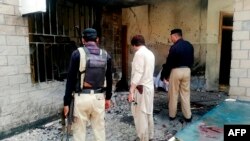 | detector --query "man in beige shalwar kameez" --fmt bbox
[128,35,155,141]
